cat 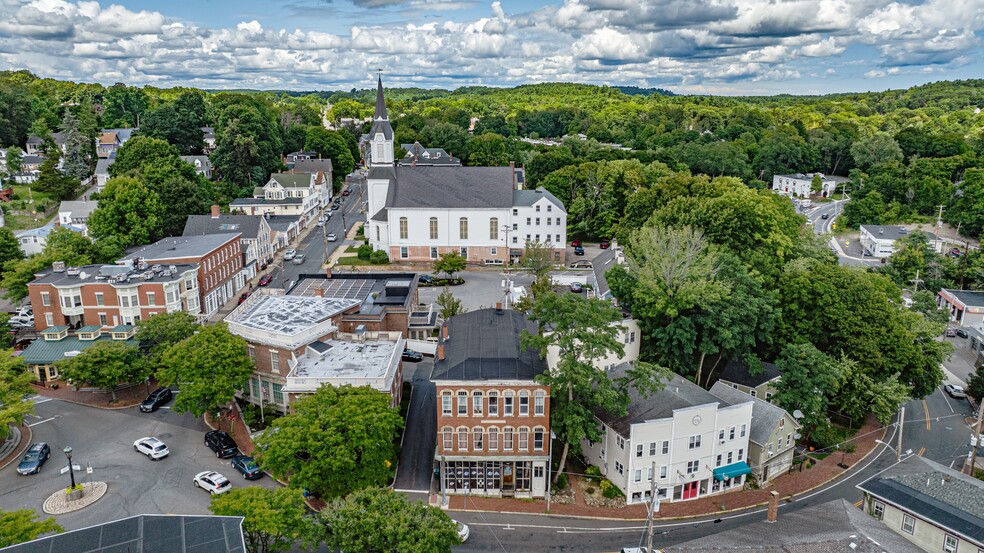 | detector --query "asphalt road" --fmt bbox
[265,177,365,290]
[1,396,279,532]
[393,361,438,493]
